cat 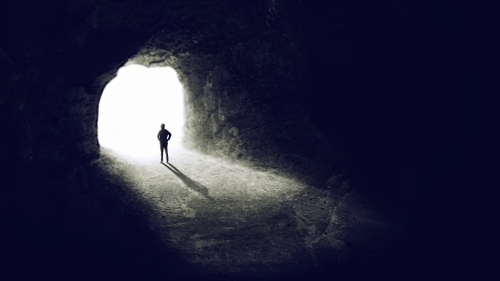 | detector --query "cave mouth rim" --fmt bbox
[97,63,186,162]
